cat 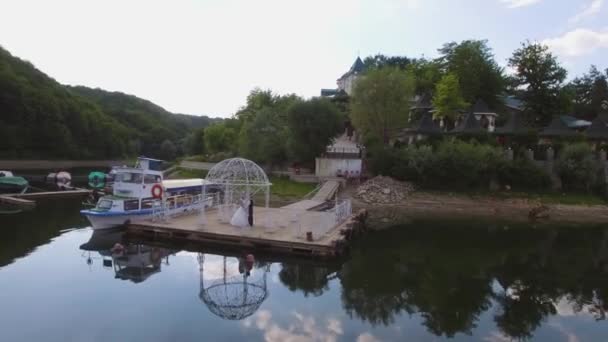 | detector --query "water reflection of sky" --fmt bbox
[0,227,607,341]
